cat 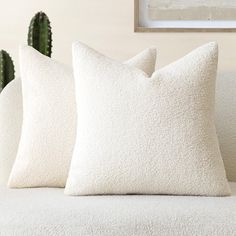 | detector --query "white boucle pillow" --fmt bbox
[65,42,230,196]
[7,45,157,188]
